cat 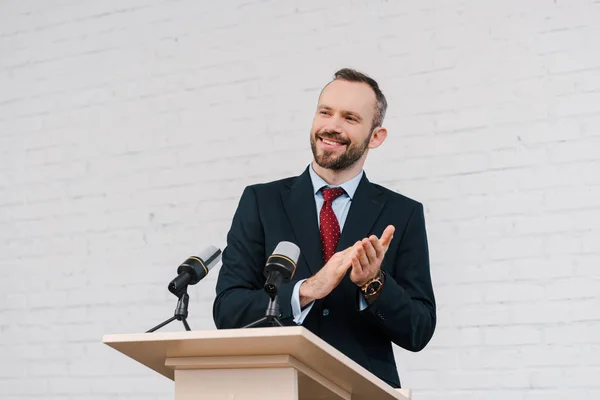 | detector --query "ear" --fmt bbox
[368,127,388,149]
